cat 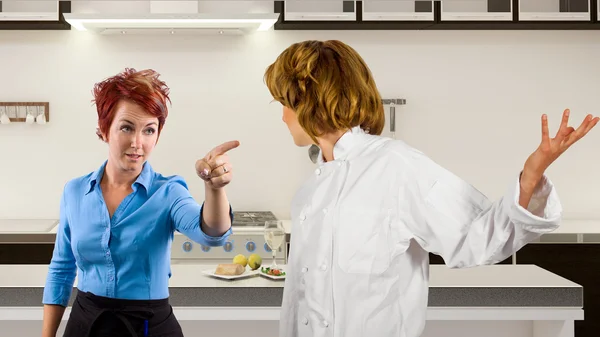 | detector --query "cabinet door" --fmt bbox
[516,243,600,337]
[518,0,590,21]
[428,253,513,265]
[362,1,434,22]
[284,0,356,21]
[440,0,513,21]
[0,0,58,19]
